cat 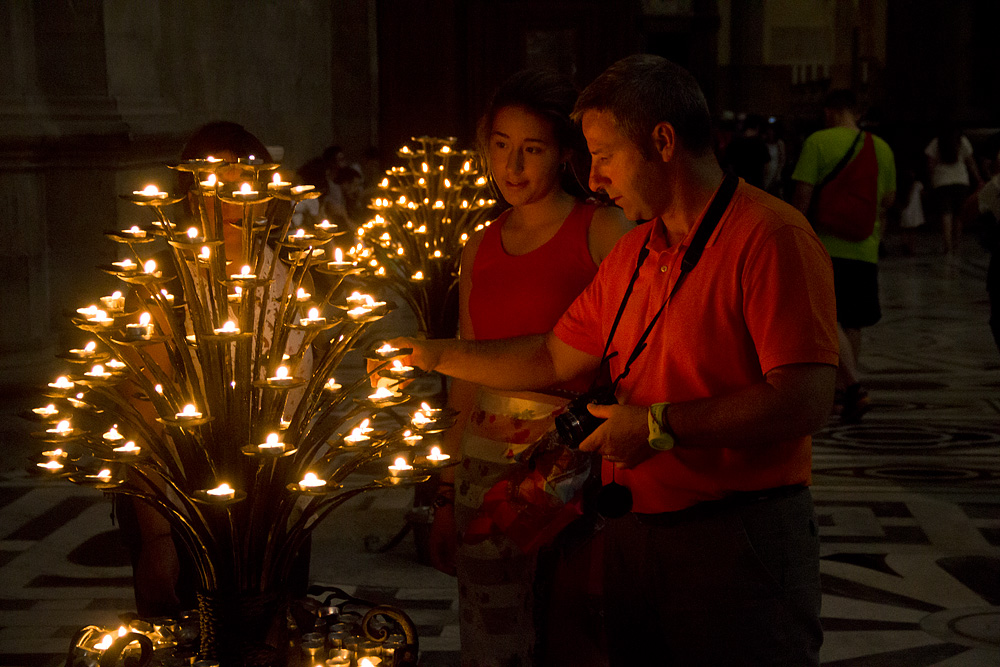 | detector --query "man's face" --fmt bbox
[582,110,664,222]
